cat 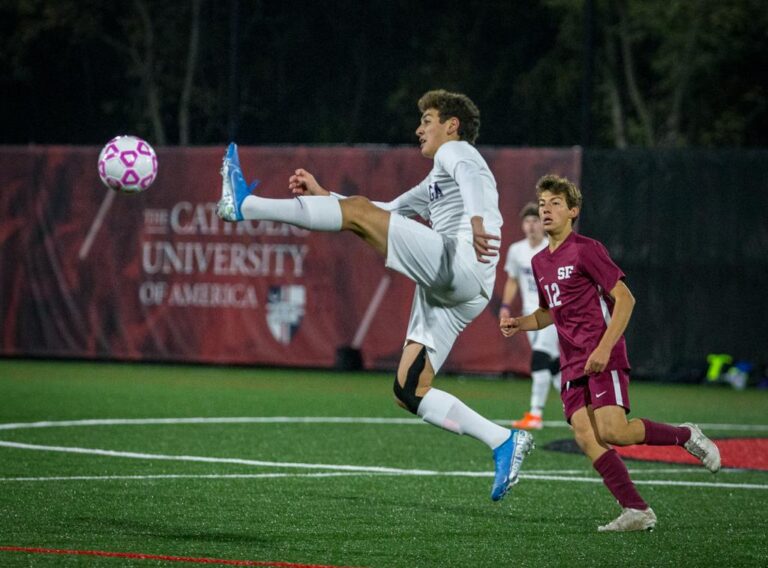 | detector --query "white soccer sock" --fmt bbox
[530,370,553,415]
[417,388,509,449]
[551,371,562,393]
[240,195,343,231]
